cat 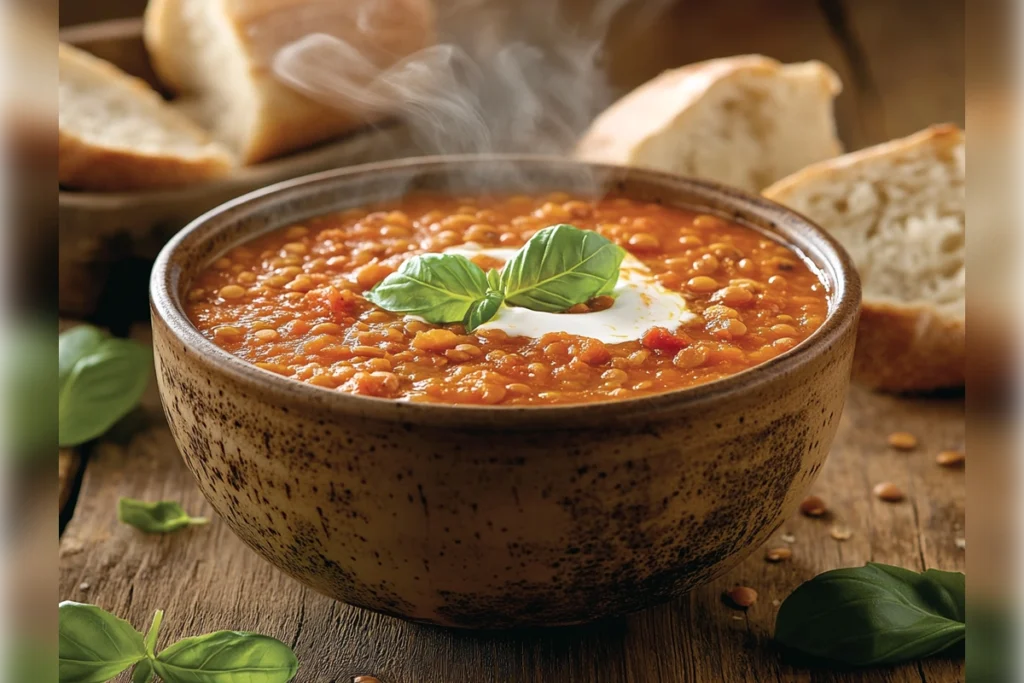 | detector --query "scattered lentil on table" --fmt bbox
[936,450,966,467]
[726,586,759,608]
[764,547,793,562]
[799,495,828,517]
[873,482,905,502]
[887,431,919,450]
